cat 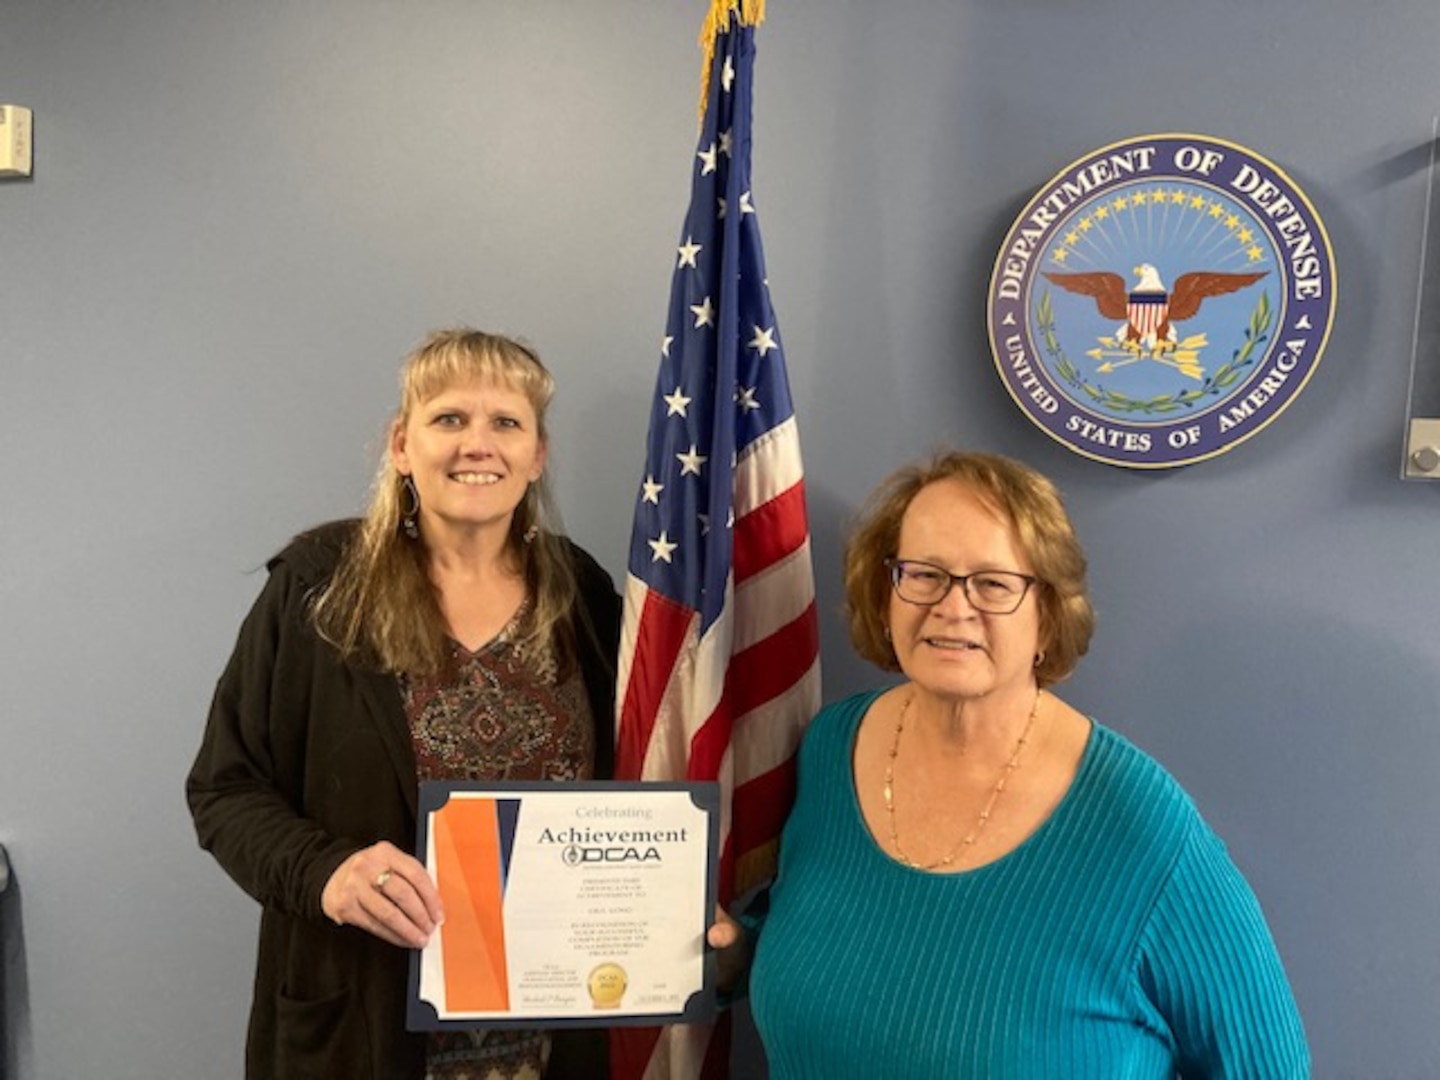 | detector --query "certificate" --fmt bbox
[407,781,719,1031]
